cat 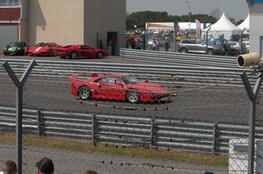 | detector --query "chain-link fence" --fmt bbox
[0,58,263,173]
